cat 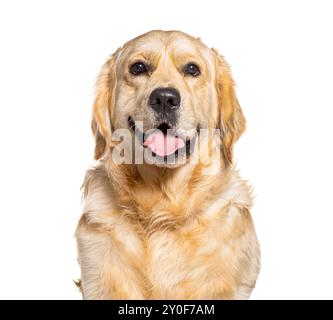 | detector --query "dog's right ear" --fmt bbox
[91,49,120,160]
